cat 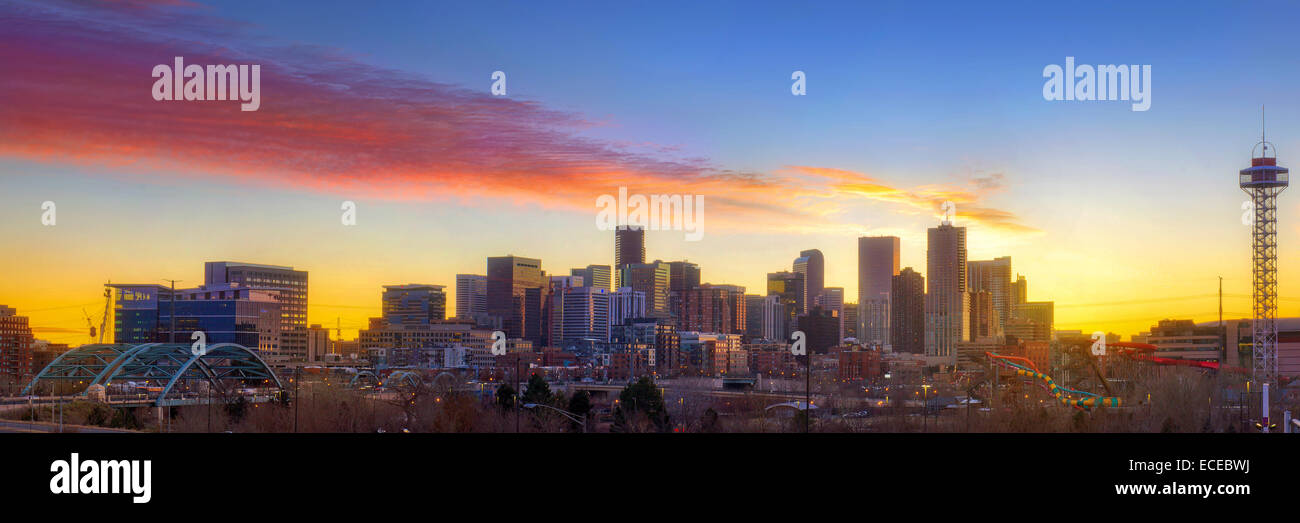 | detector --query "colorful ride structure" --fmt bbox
[985,351,1123,409]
